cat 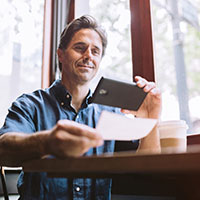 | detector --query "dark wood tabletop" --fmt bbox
[22,147,200,175]
[21,146,200,199]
